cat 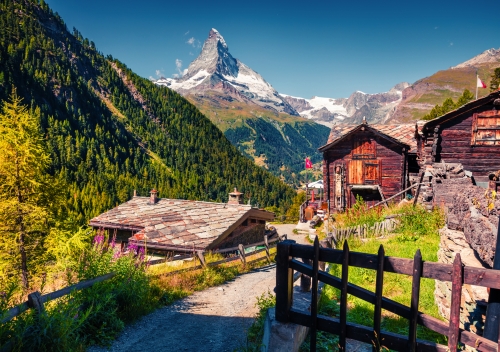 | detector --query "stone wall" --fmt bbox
[435,226,488,335]
[431,173,500,338]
